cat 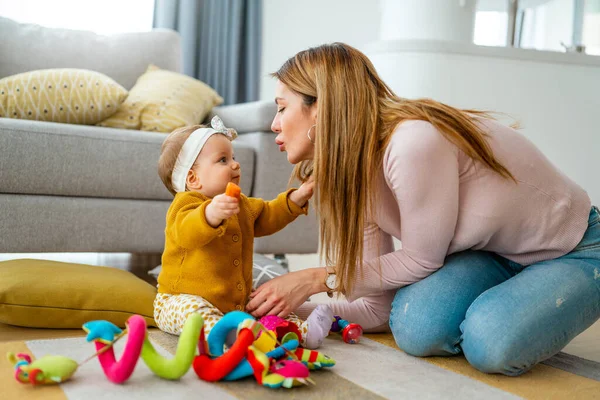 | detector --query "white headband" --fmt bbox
[171,115,237,193]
